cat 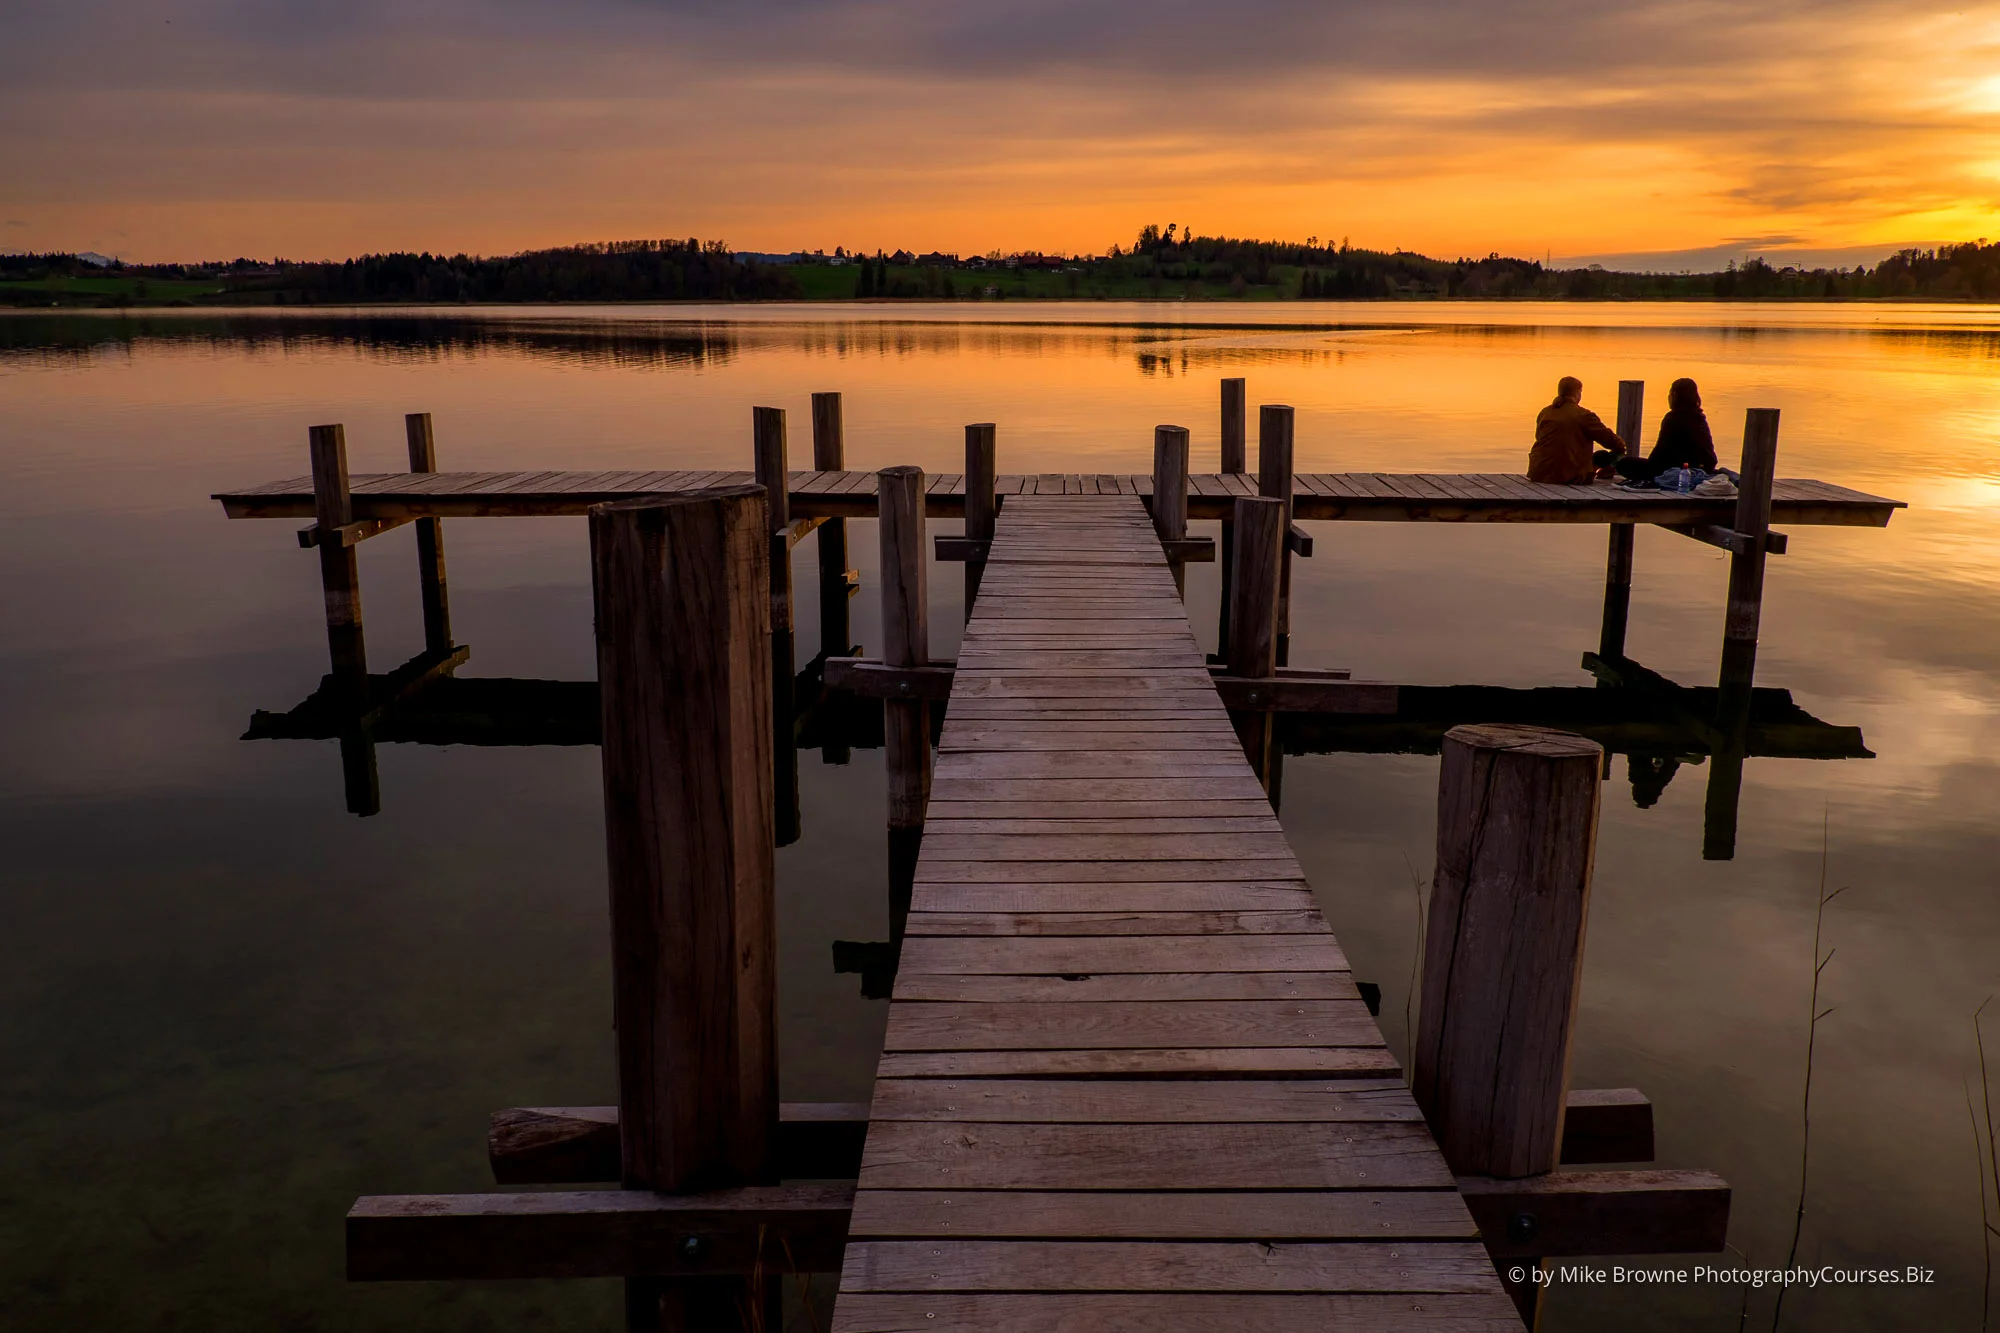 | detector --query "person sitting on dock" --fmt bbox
[1612,377,1719,483]
[1528,376,1627,484]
